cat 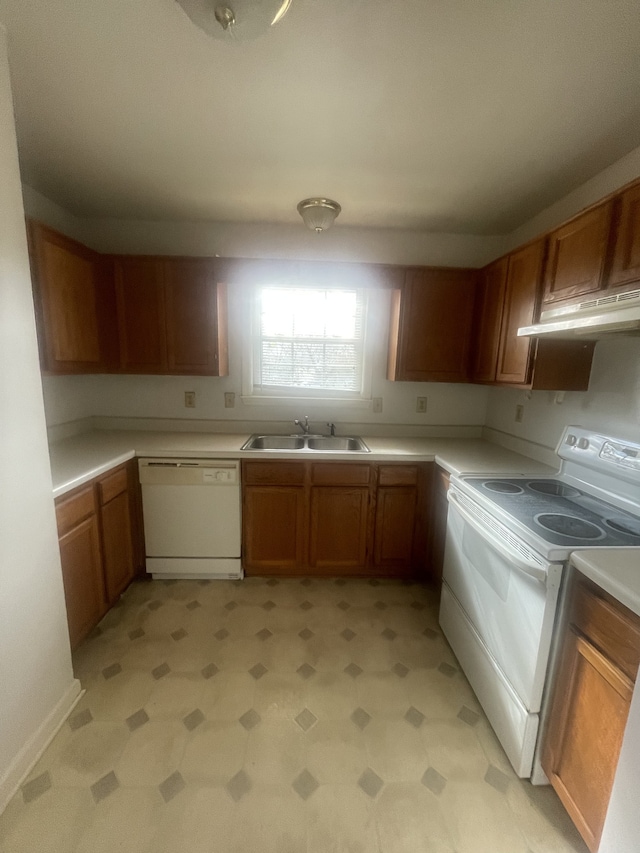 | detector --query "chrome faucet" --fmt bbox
[326,422,336,436]
[294,415,310,434]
